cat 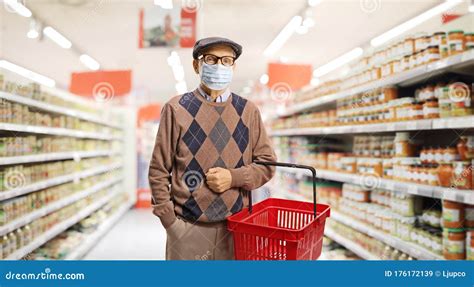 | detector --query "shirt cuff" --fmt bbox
[229,167,249,188]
